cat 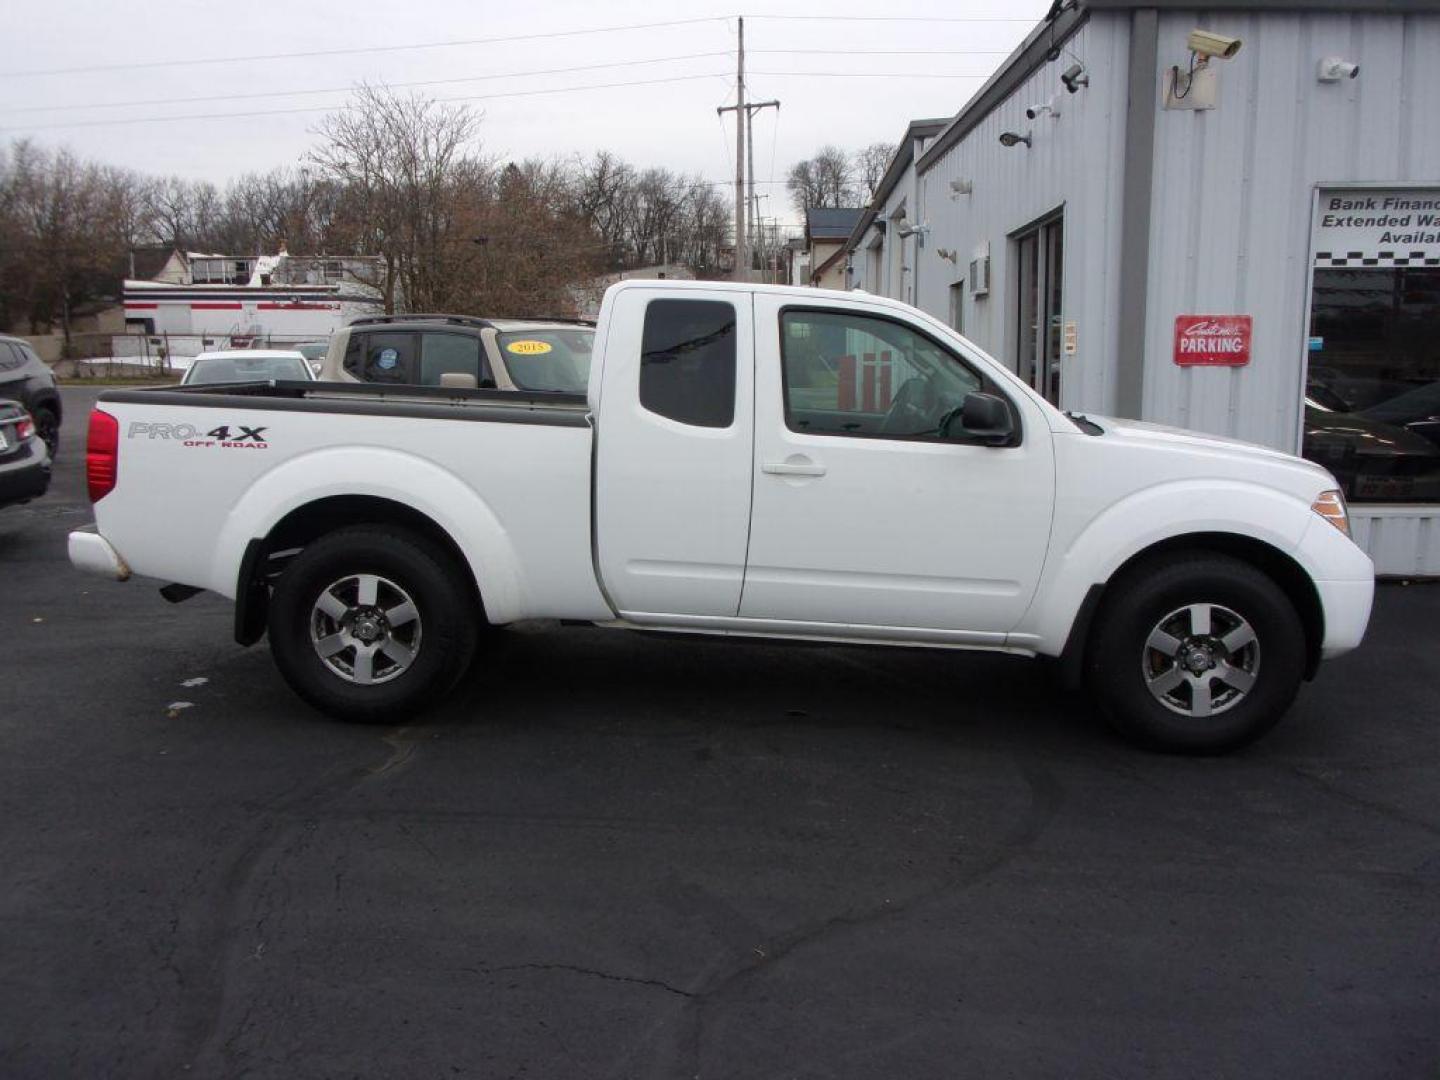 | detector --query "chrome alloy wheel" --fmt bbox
[309,573,422,685]
[1142,603,1260,718]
